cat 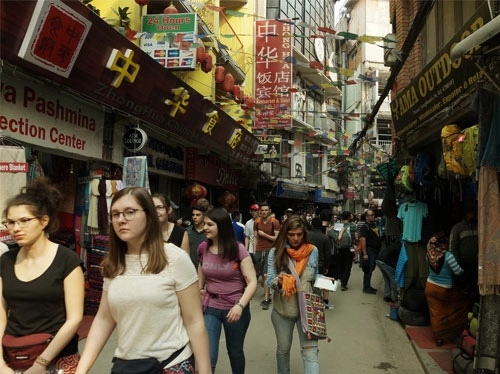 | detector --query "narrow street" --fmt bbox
[79,265,427,373]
